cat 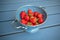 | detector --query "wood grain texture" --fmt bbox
[0,26,60,40]
[0,0,60,11]
[0,0,60,40]
[0,14,60,35]
[0,5,60,21]
[0,0,60,21]
[0,0,60,3]
[0,11,15,21]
